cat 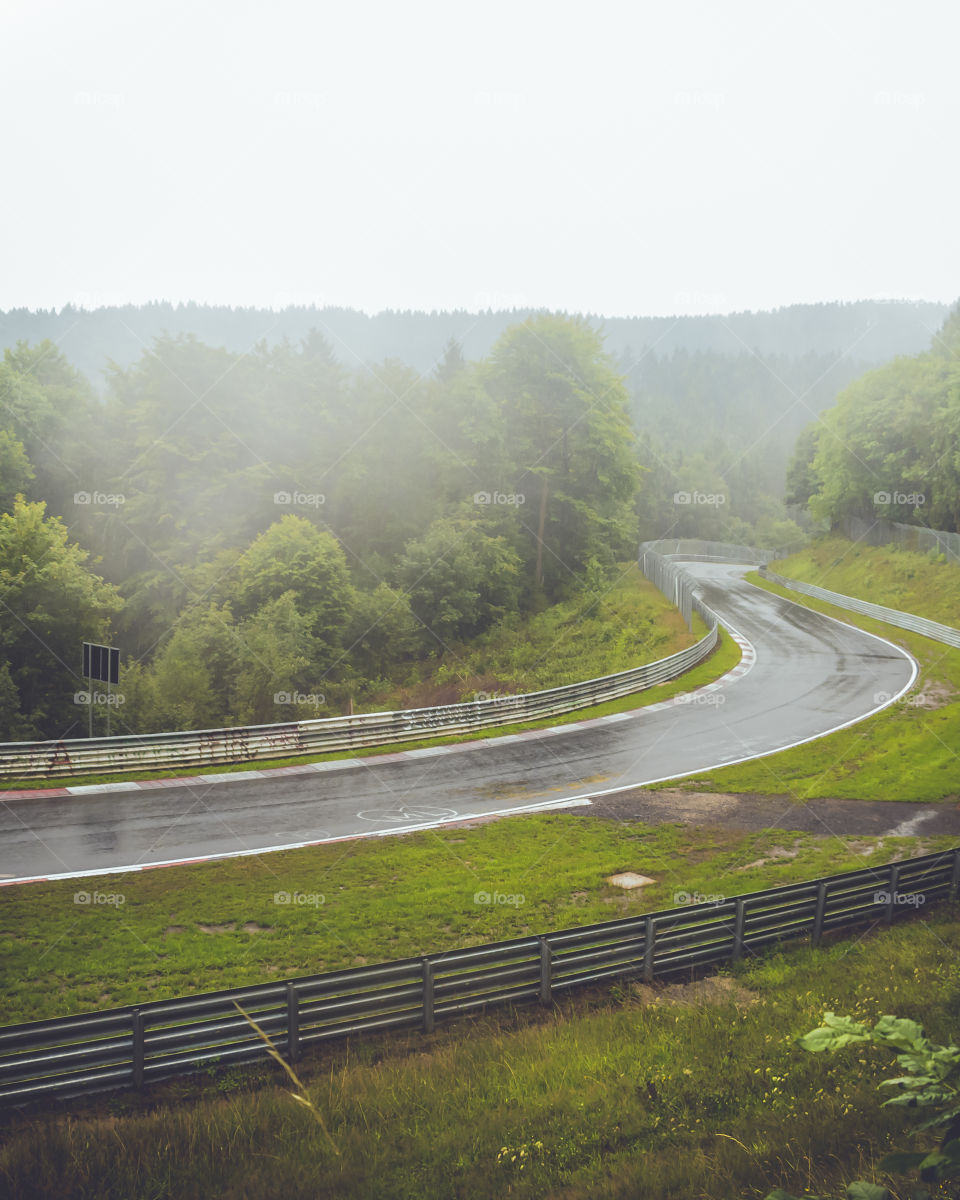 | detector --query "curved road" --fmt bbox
[0,564,918,884]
